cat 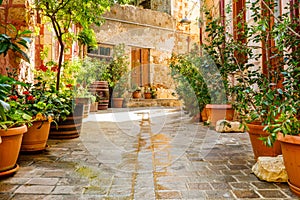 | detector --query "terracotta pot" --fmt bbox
[0,125,27,177]
[49,104,84,139]
[201,108,208,122]
[112,98,123,108]
[90,102,98,112]
[247,123,282,160]
[205,104,234,126]
[132,91,141,99]
[75,97,90,118]
[277,133,300,197]
[21,120,50,152]
[144,92,152,99]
